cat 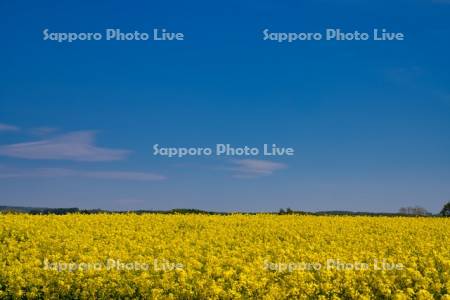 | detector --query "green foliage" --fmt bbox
[440,202,450,217]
